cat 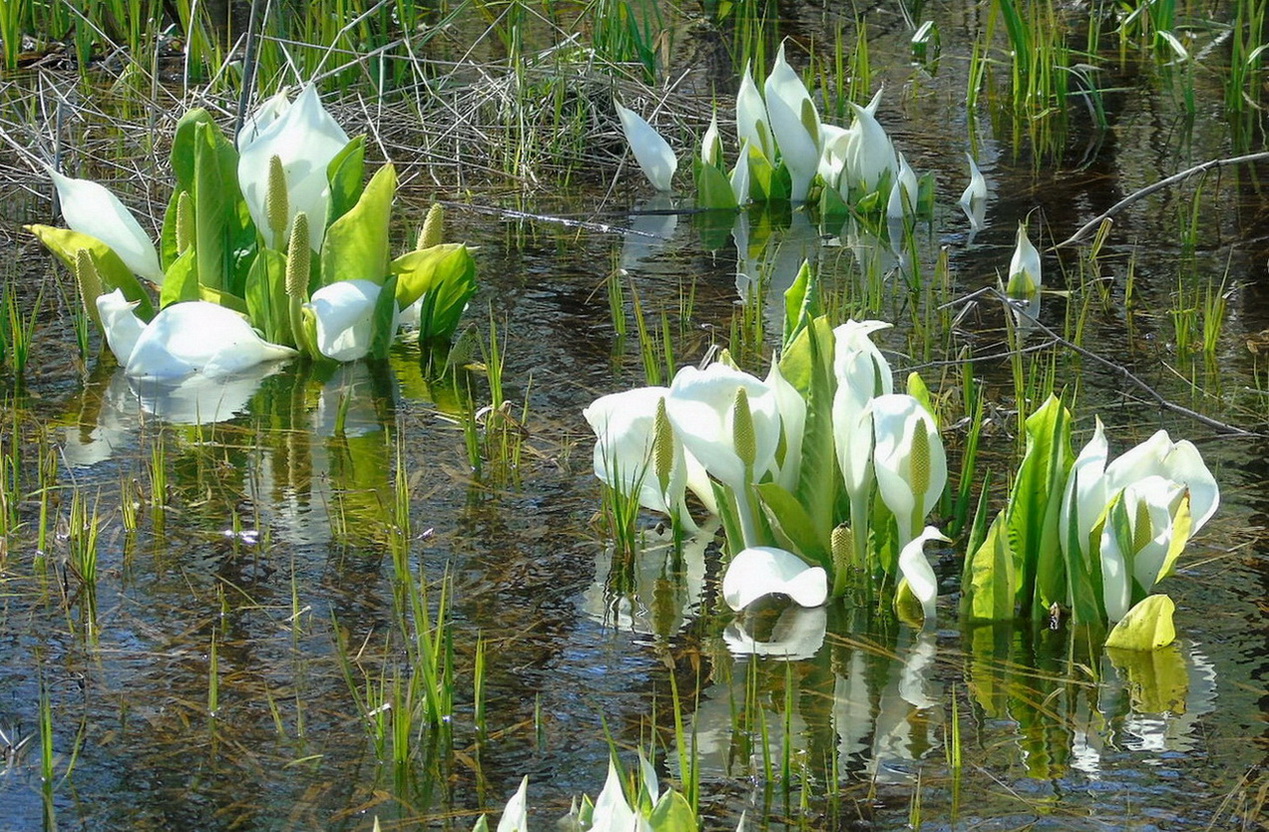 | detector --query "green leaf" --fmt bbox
[394,245,478,345]
[320,163,395,287]
[1104,594,1177,650]
[192,120,234,292]
[693,155,738,211]
[755,482,830,569]
[648,790,696,832]
[170,107,219,191]
[326,135,367,228]
[27,224,154,322]
[245,248,288,344]
[782,260,818,349]
[793,317,839,549]
[159,188,183,270]
[1006,395,1073,618]
[370,274,400,360]
[962,510,1017,621]
[159,249,199,308]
